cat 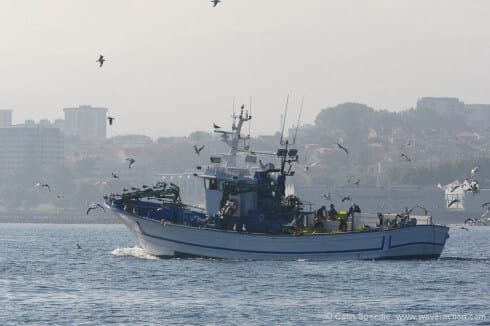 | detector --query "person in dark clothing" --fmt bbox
[327,204,338,220]
[316,205,327,218]
[347,203,361,218]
